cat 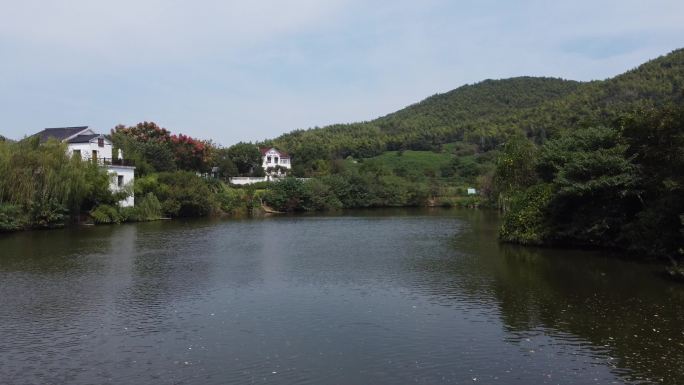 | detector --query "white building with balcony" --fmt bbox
[228,147,292,185]
[260,147,291,175]
[34,126,135,207]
